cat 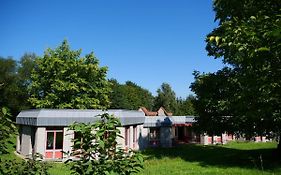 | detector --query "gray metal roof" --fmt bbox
[16,109,145,126]
[16,109,196,127]
[143,116,195,127]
